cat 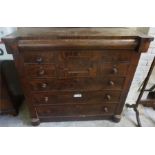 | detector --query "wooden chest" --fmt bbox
[2,28,153,126]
